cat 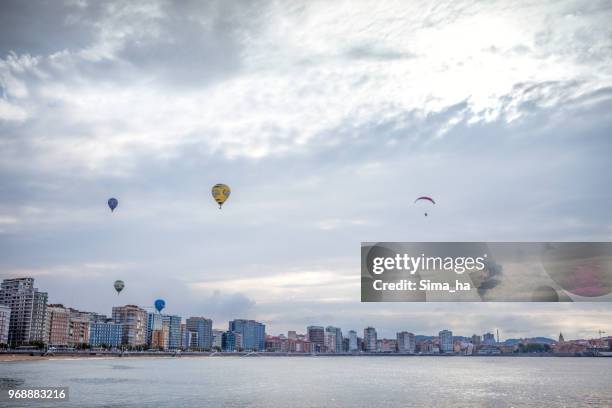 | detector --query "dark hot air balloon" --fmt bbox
[114,280,124,295]
[108,198,118,212]
[154,299,166,313]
